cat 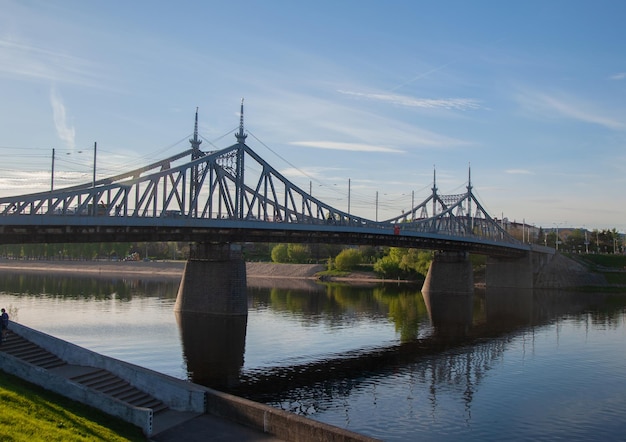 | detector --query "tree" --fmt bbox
[334,248,363,271]
[287,243,311,263]
[373,247,431,279]
[271,244,289,263]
